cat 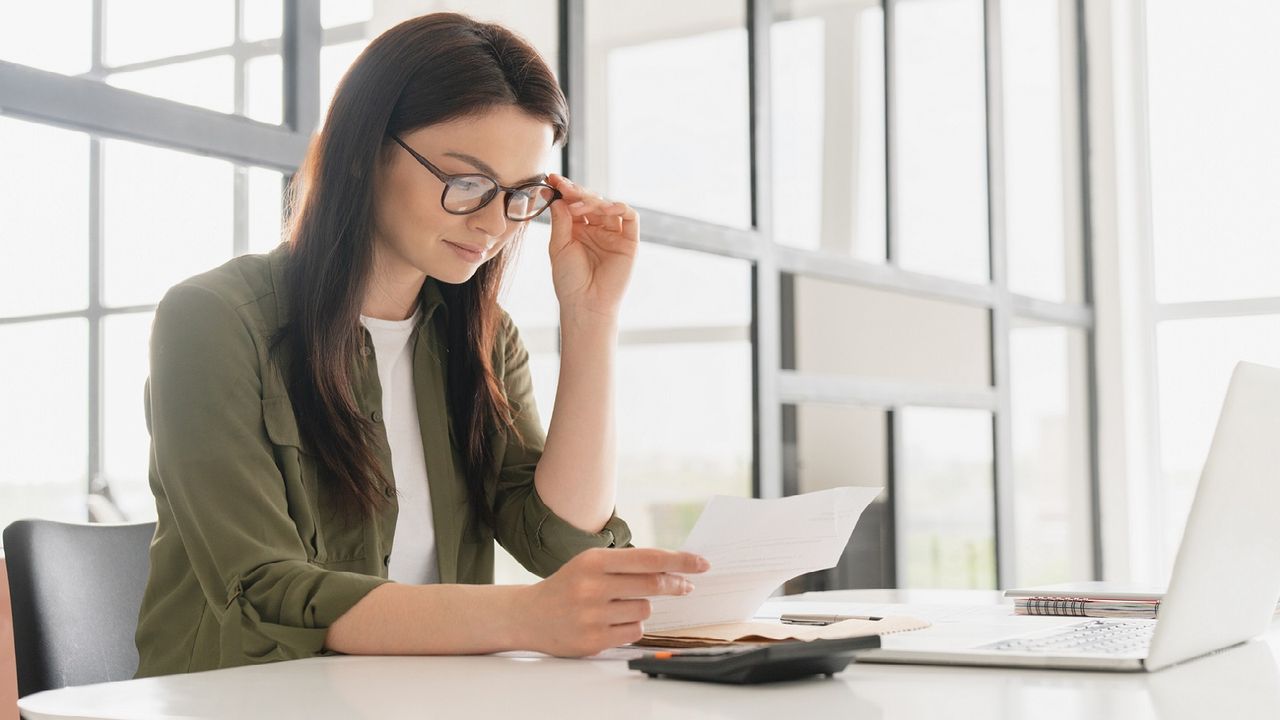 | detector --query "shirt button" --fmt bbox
[382,484,395,498]
[361,345,371,357]
[383,554,390,567]
[371,409,383,423]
